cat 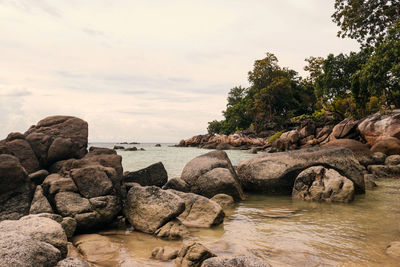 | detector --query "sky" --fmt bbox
[0,0,359,142]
